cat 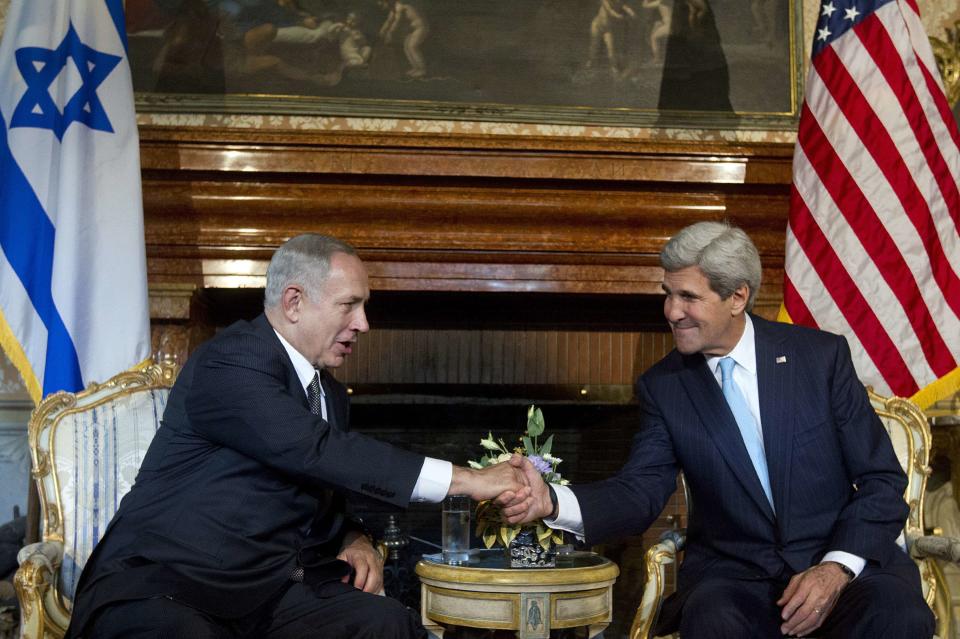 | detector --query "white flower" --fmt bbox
[480,432,501,451]
[495,452,513,463]
[543,453,562,464]
[467,460,485,469]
